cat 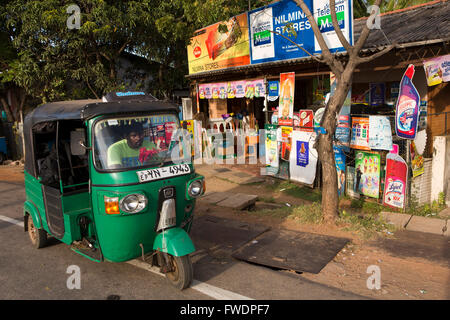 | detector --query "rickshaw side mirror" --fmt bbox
[70,130,87,156]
